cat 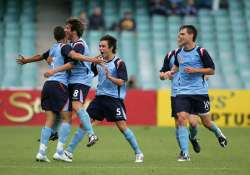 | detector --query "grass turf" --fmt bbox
[0,126,249,175]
